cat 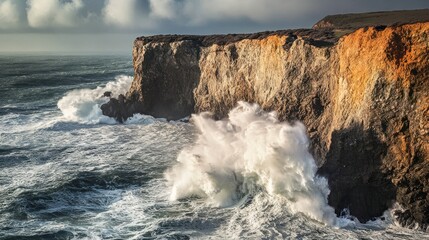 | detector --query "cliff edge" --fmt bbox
[102,10,429,229]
